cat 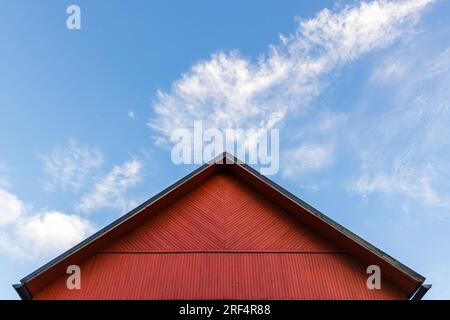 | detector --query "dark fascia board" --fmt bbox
[19,155,221,286]
[411,284,432,300]
[223,153,426,286]
[13,283,32,300]
[16,152,426,298]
